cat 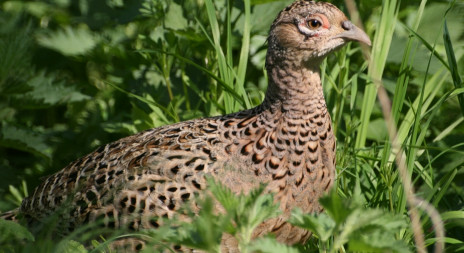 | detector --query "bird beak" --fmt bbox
[334,21,371,46]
